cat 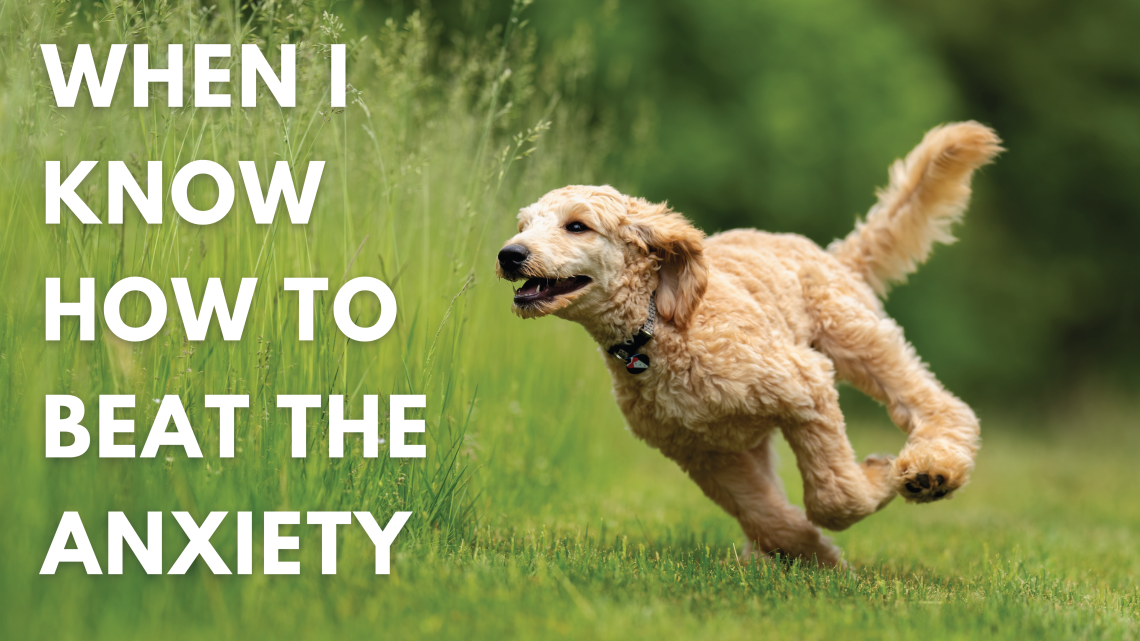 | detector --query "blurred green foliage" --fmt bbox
[416,0,1139,406]
[880,0,1140,399]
